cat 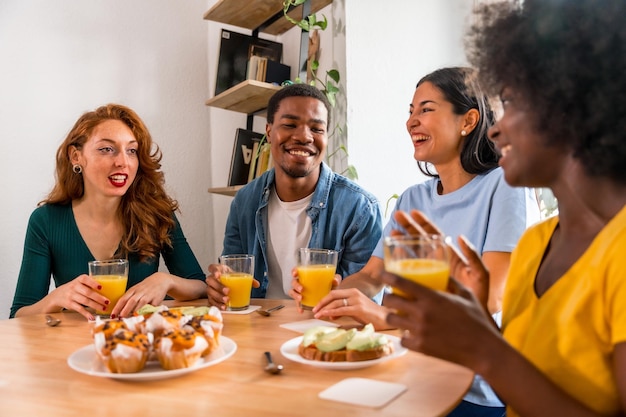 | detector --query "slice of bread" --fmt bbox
[298,342,393,362]
[298,324,394,362]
